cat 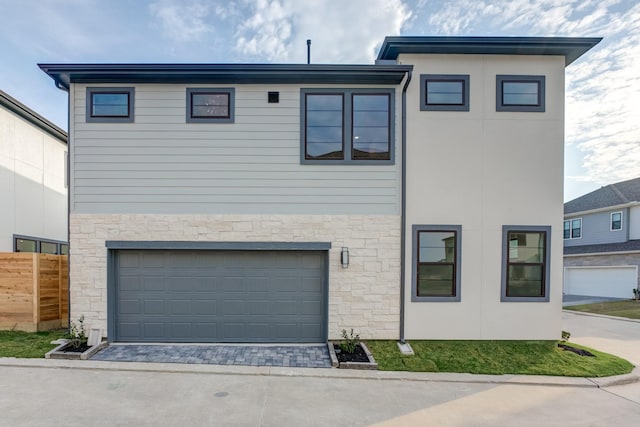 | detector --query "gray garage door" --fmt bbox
[113,250,327,343]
